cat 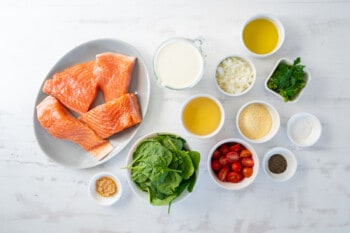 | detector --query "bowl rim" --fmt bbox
[181,94,225,138]
[207,138,259,190]
[88,171,123,206]
[263,147,297,182]
[214,54,256,97]
[125,132,199,205]
[241,14,285,58]
[287,112,322,147]
[236,100,280,143]
[265,57,311,103]
[153,37,205,90]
